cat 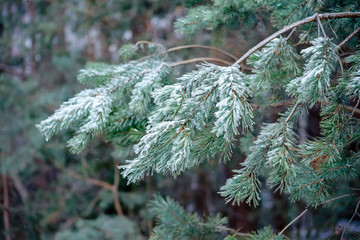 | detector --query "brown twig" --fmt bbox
[170,57,232,67]
[279,207,309,235]
[233,12,360,66]
[320,101,360,118]
[316,13,328,38]
[341,199,360,239]
[345,98,360,125]
[327,17,338,38]
[113,160,123,215]
[0,63,25,80]
[166,44,238,61]
[134,40,156,47]
[338,55,344,77]
[279,193,358,236]
[2,174,11,240]
[337,27,360,49]
[286,27,297,41]
[52,159,123,215]
[343,104,360,117]
[213,225,251,237]
[285,103,300,124]
[51,159,113,191]
[82,189,105,217]
[10,174,29,203]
